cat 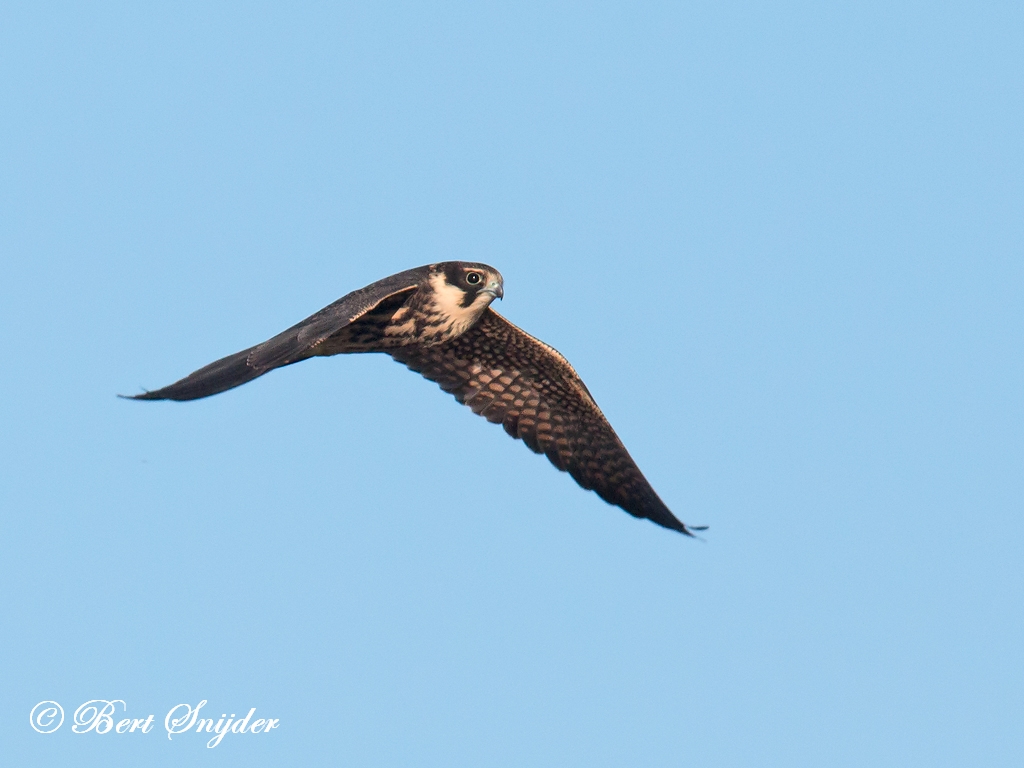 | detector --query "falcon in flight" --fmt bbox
[126,262,704,536]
